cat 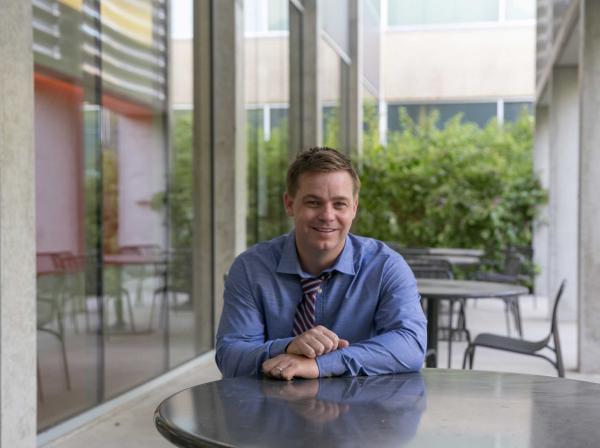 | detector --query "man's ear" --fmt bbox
[283,192,294,217]
[352,195,359,217]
